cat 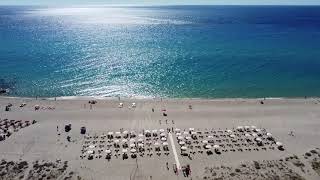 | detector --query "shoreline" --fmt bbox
[0,95,318,102]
